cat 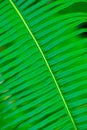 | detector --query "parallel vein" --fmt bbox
[9,0,77,129]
